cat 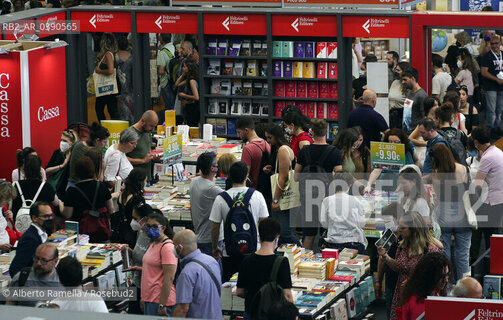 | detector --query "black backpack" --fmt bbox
[300,145,335,196]
[251,141,272,207]
[220,189,258,257]
[437,128,467,165]
[249,256,287,320]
